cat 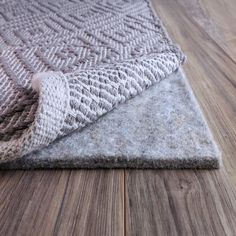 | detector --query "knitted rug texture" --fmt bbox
[0,69,221,169]
[0,0,220,168]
